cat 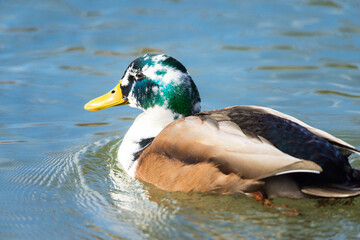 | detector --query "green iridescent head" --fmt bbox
[119,54,201,117]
